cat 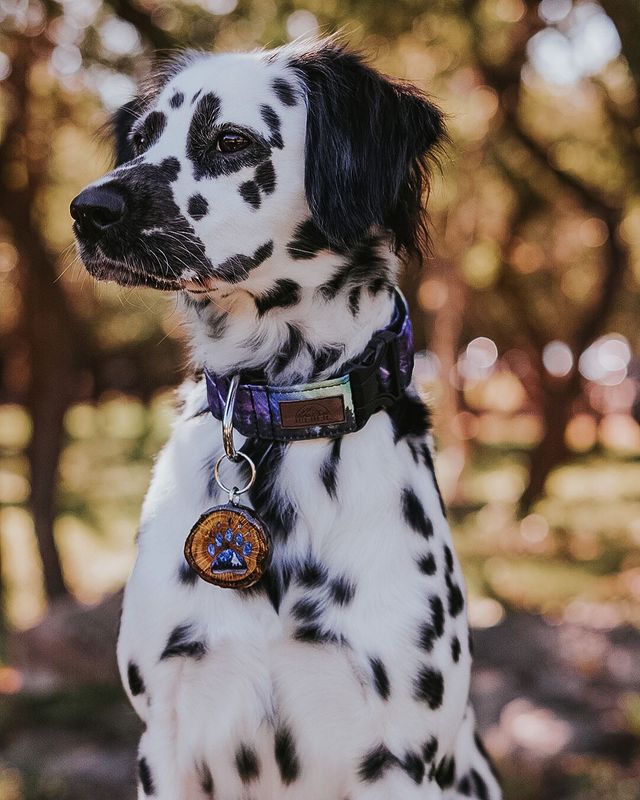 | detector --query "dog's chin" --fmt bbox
[77,247,184,291]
